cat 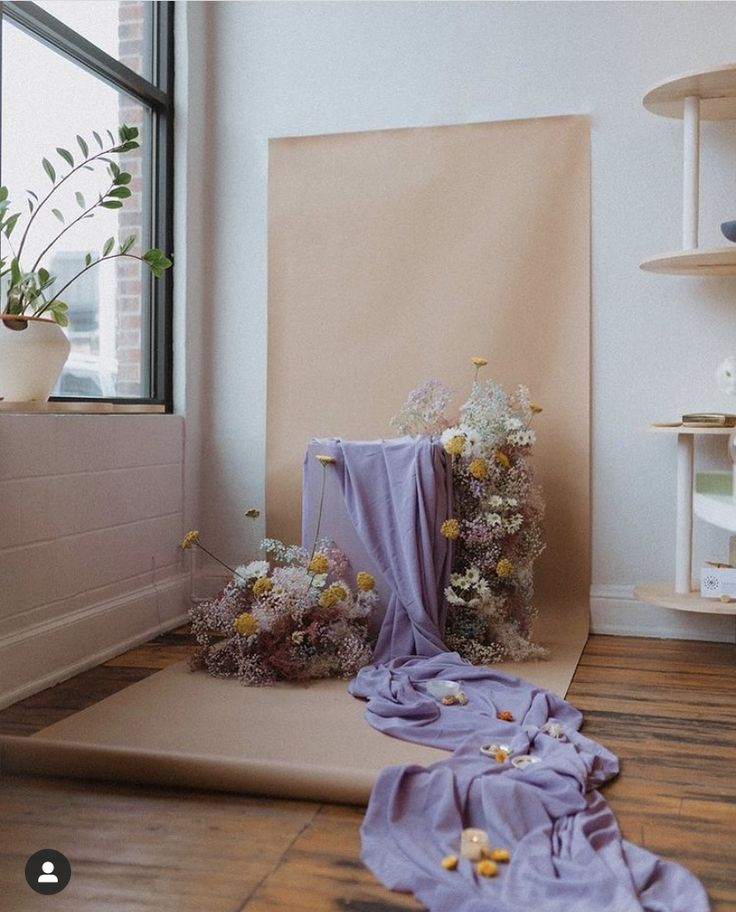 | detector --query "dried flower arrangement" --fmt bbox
[391,357,547,664]
[181,461,377,686]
